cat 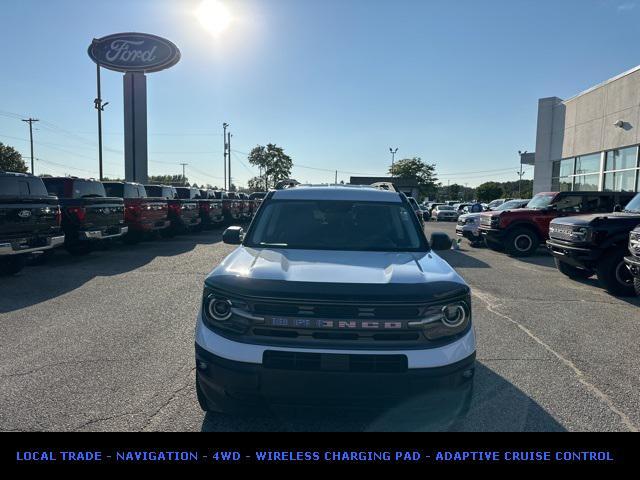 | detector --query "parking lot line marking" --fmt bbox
[472,288,639,432]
